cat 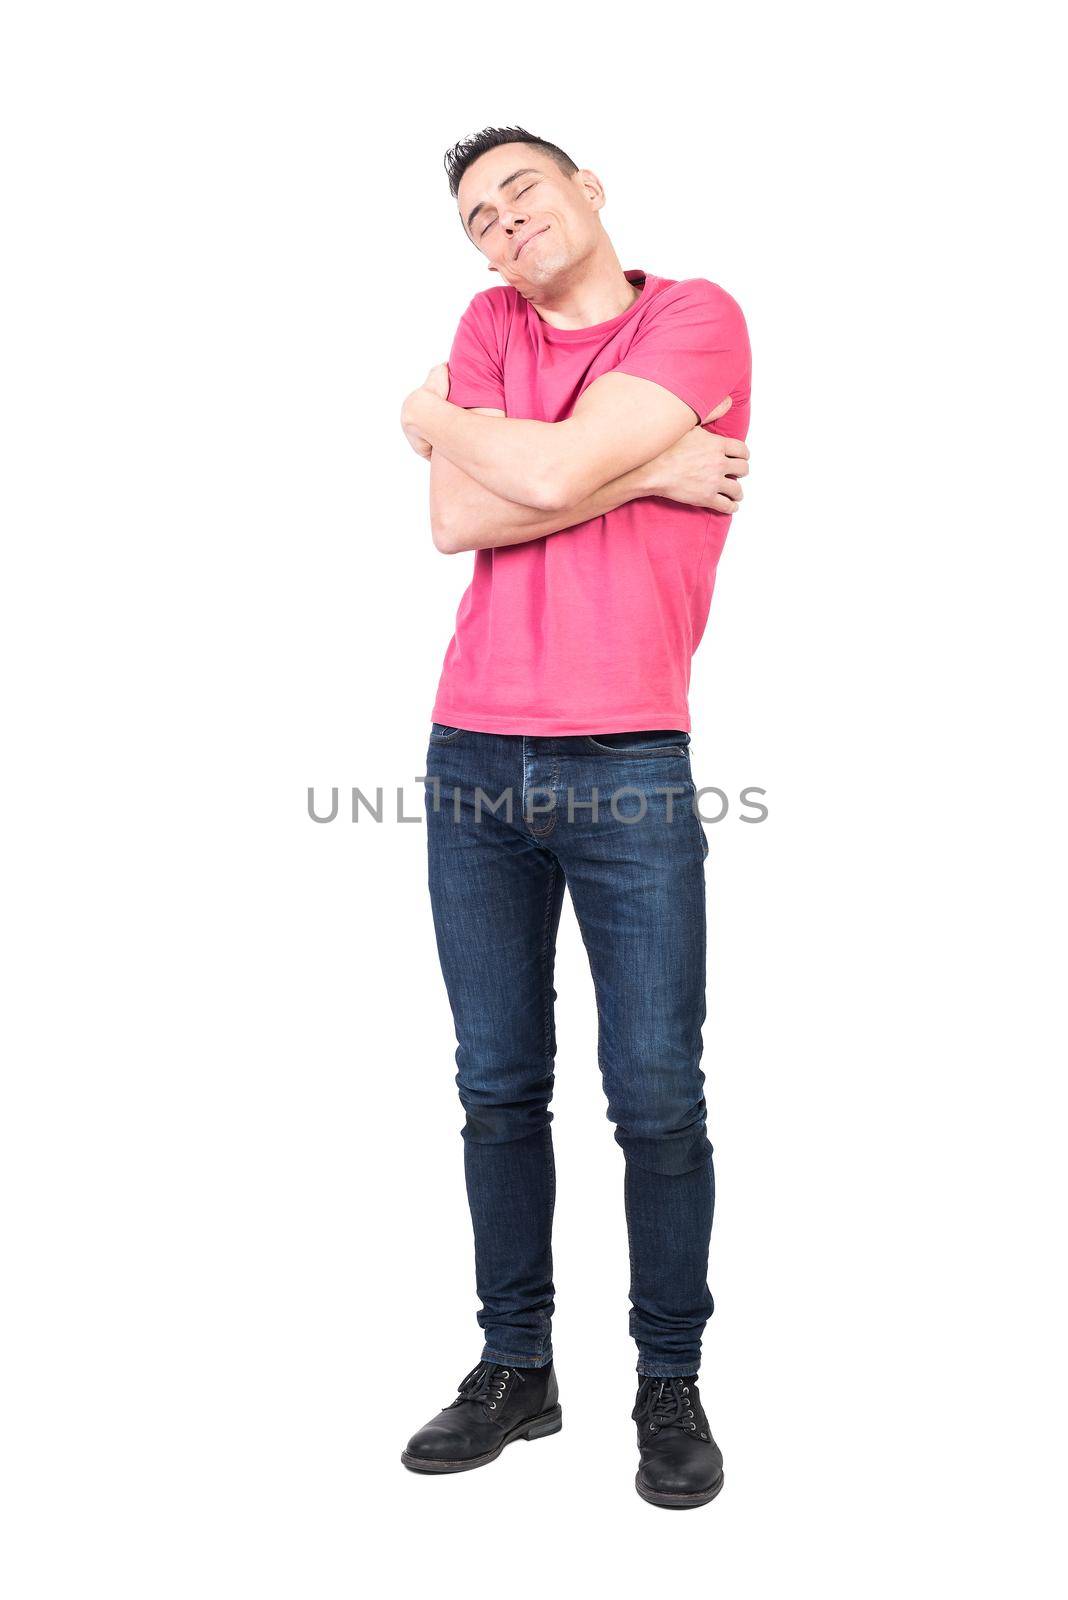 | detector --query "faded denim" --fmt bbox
[424,723,715,1378]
